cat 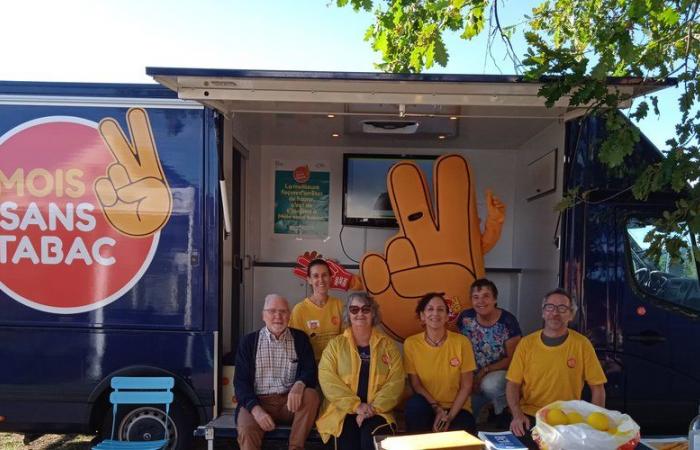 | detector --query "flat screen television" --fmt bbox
[342,153,438,228]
